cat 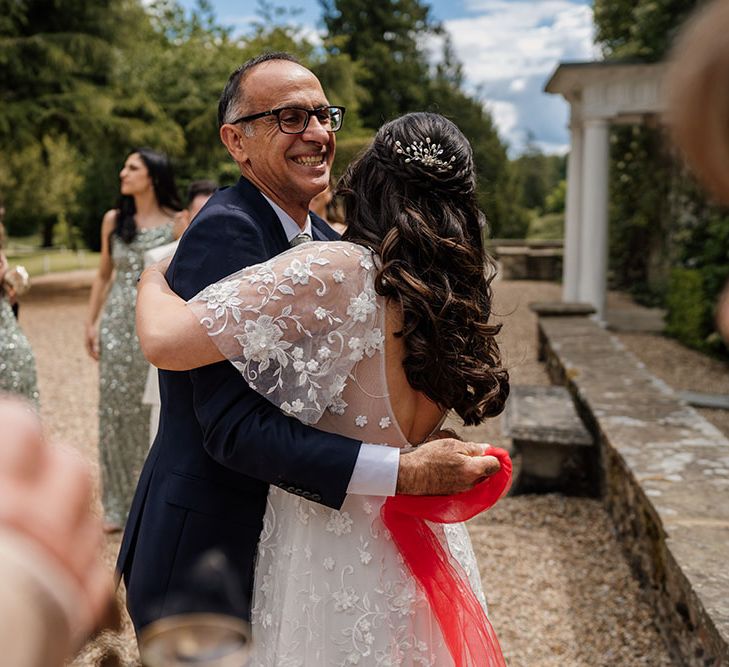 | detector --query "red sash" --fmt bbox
[381,446,512,666]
